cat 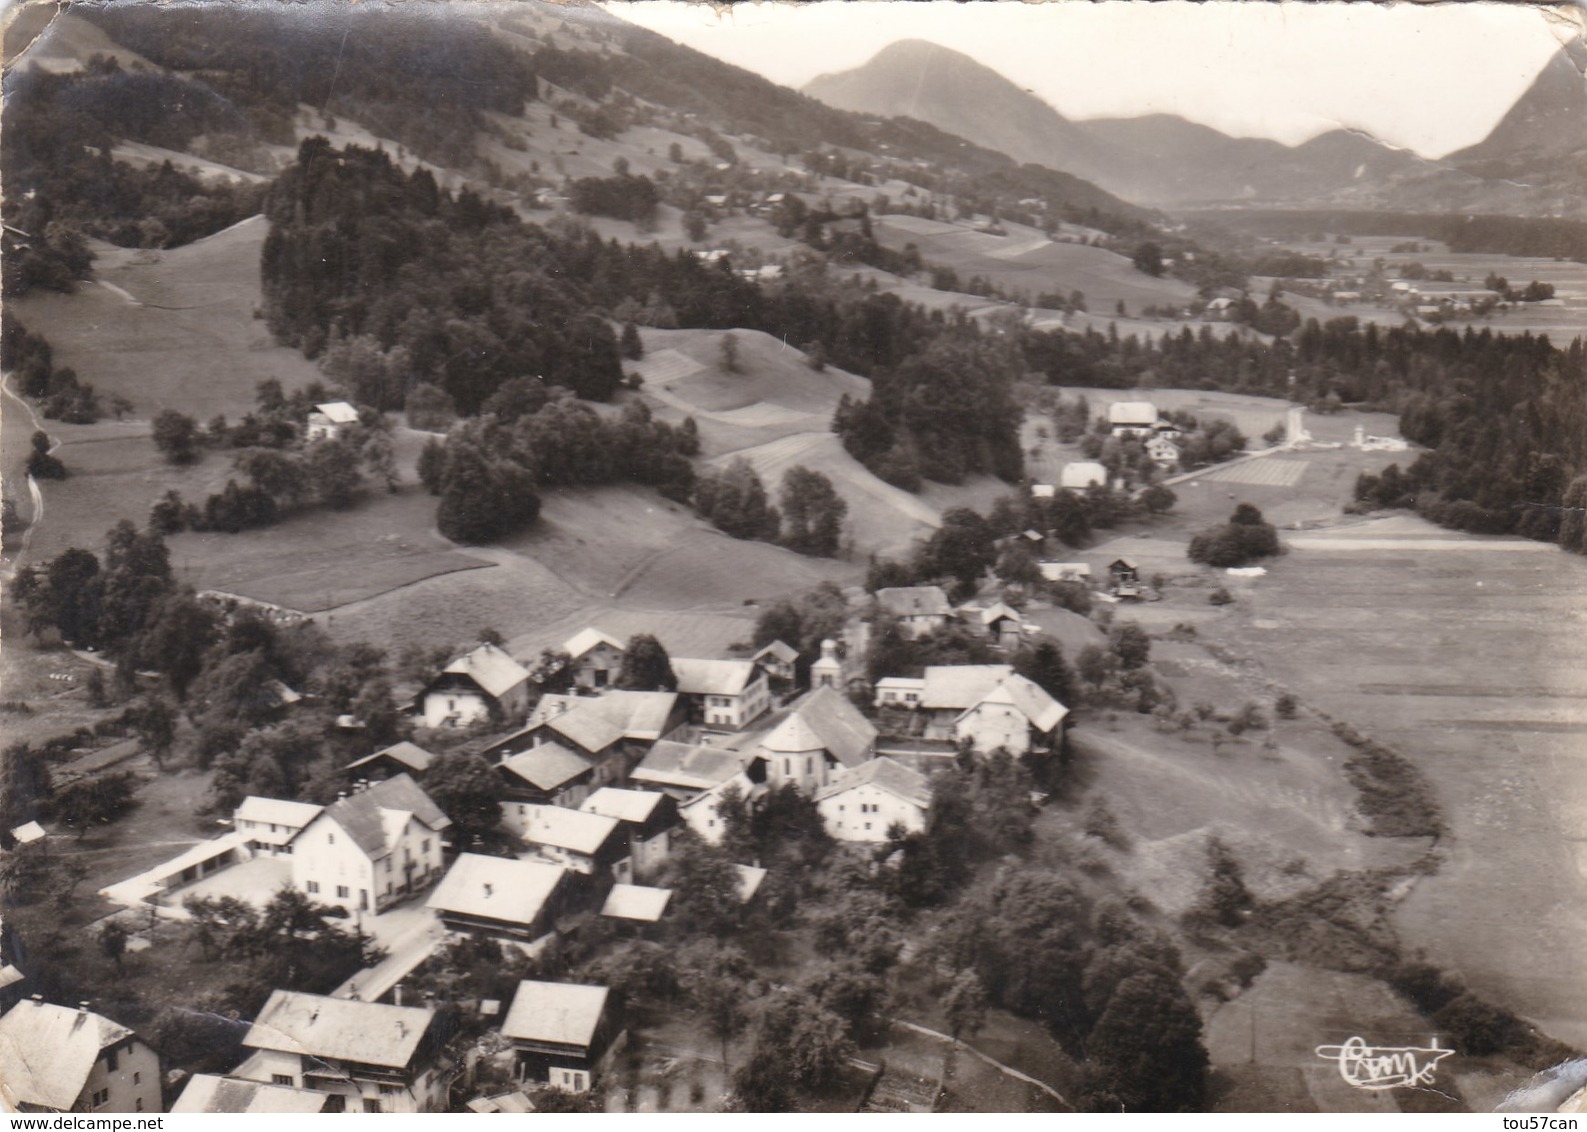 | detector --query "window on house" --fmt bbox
[379,1085,401,1096]
[422,839,431,853]
[865,822,872,831]
[328,833,335,844]
[133,1072,141,1086]
[805,757,812,775]
[136,1099,144,1113]
[306,880,320,894]
[92,1090,109,1108]
[337,884,350,899]
[273,1075,294,1086]
[105,1050,118,1072]
[365,1097,383,1113]
[324,1096,347,1113]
